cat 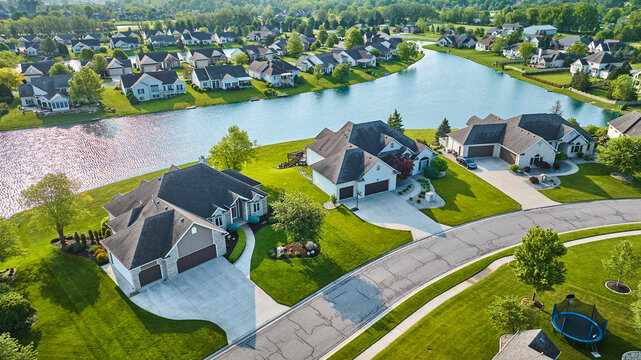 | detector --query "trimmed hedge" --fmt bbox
[228,229,247,263]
